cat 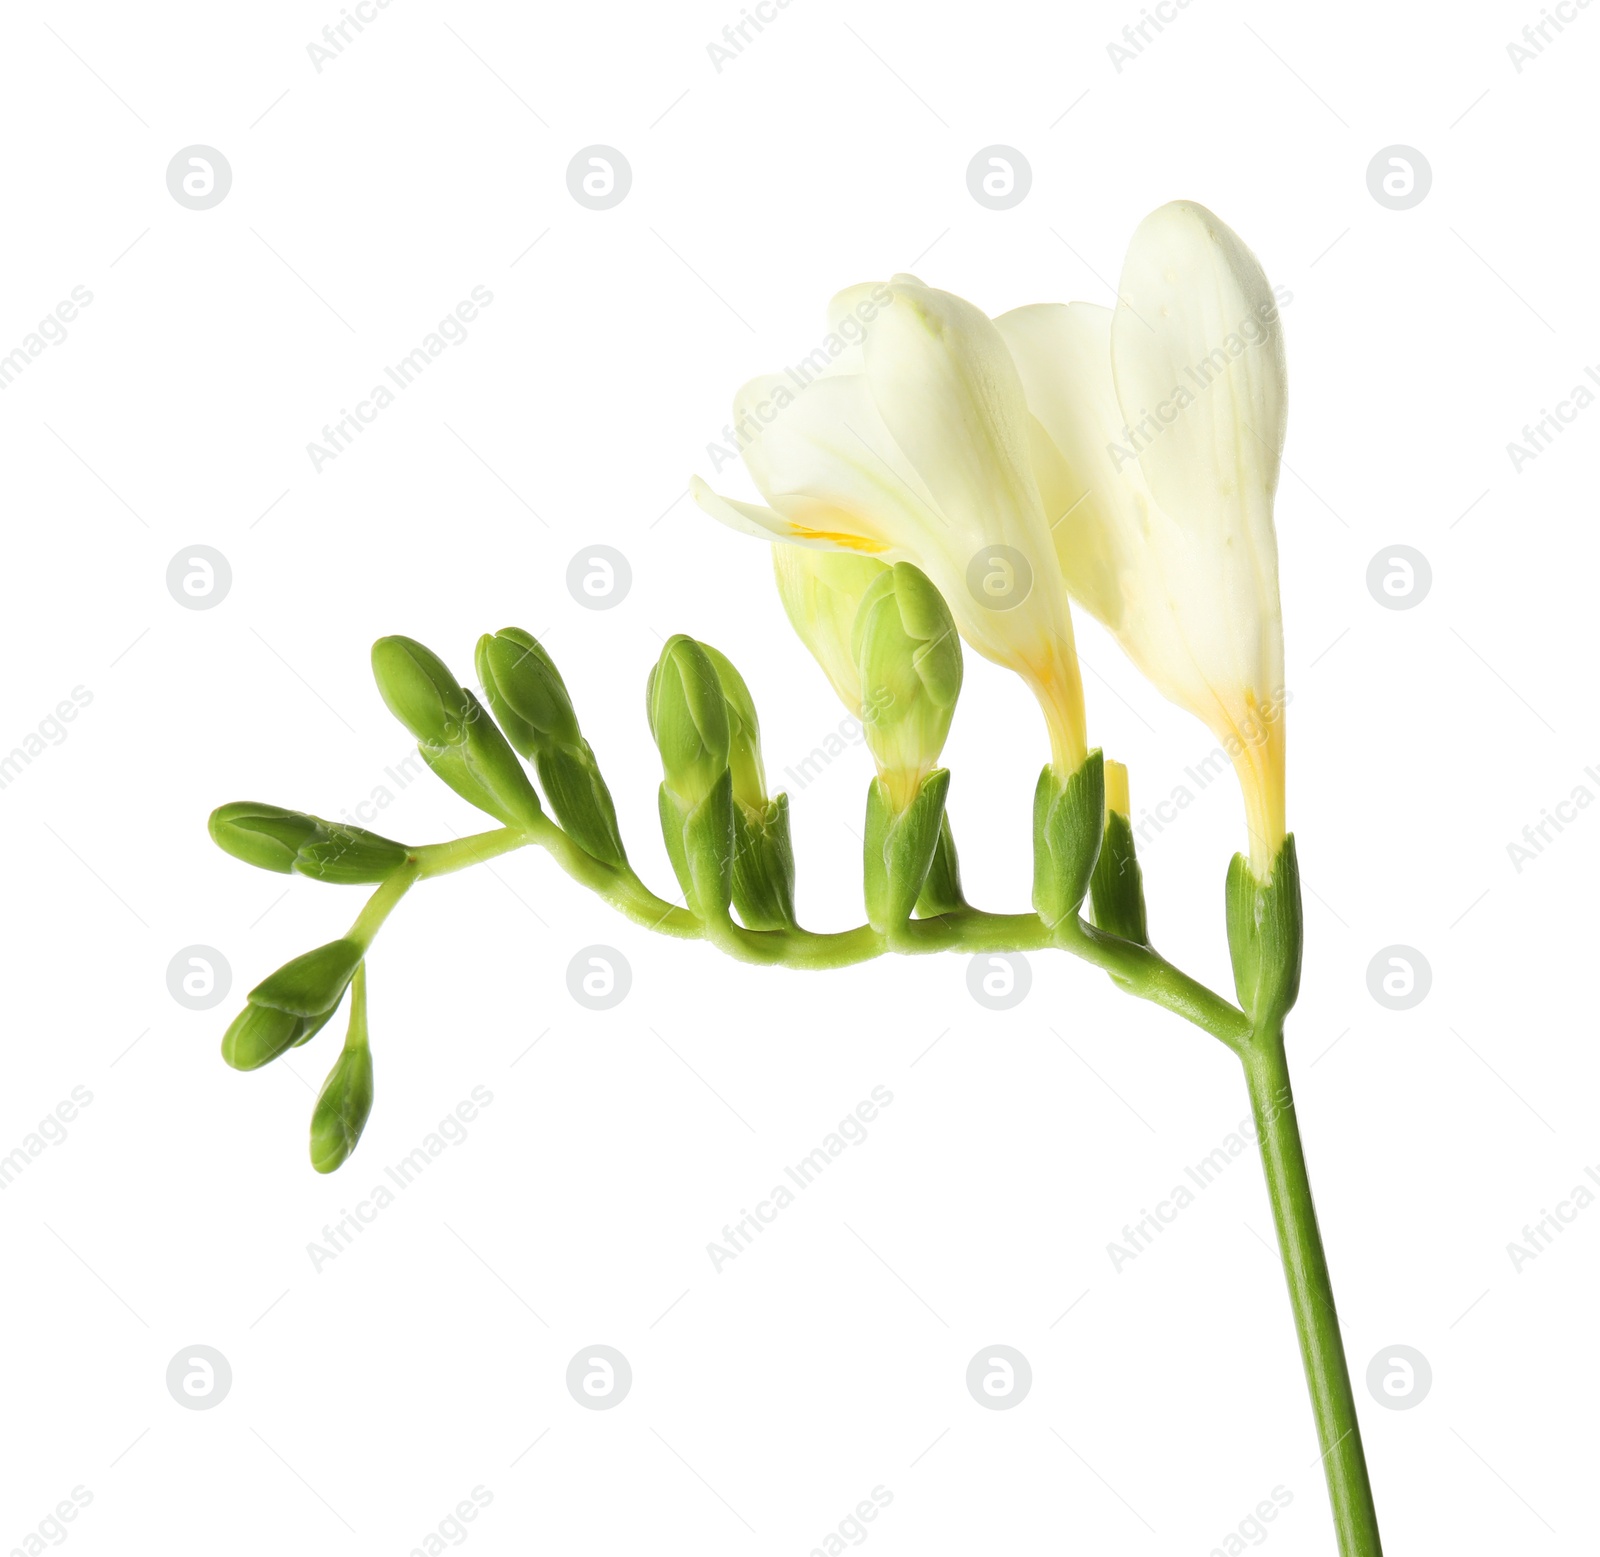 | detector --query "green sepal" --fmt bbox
[1090,809,1148,944]
[863,768,950,934]
[731,794,797,931]
[1226,835,1303,1029]
[248,938,364,1018]
[915,812,967,918]
[310,970,373,1173]
[659,770,735,922]
[535,741,627,868]
[1032,751,1105,931]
